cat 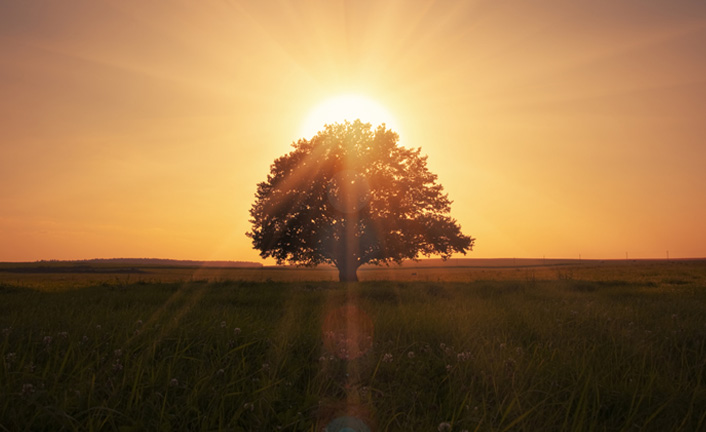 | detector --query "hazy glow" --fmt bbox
[300,94,399,139]
[1,1,705,262]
